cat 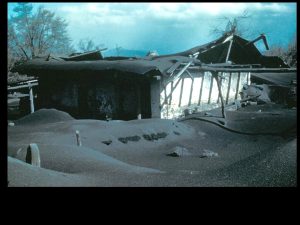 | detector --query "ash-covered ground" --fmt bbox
[7,105,297,187]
